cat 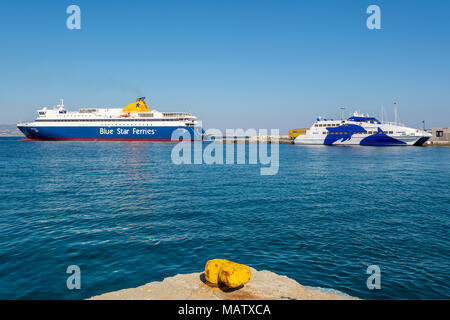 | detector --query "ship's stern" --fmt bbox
[413,131,432,146]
